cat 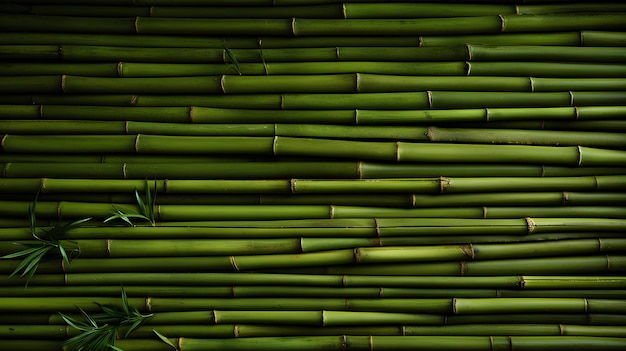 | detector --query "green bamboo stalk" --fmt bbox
[518,3,626,15]
[357,75,531,92]
[561,325,626,337]
[502,13,626,33]
[425,127,626,148]
[137,17,292,35]
[500,290,626,299]
[337,47,469,61]
[119,63,267,77]
[0,325,68,338]
[0,296,145,313]
[0,32,259,48]
[235,325,402,337]
[27,5,150,17]
[151,4,343,18]
[343,3,514,18]
[263,62,467,75]
[0,62,119,76]
[274,137,626,166]
[453,298,624,314]
[582,31,626,46]
[0,14,135,33]
[420,32,582,46]
[0,285,234,297]
[0,341,62,351]
[436,175,625,194]
[321,255,626,275]
[469,45,626,63]
[446,313,625,325]
[404,324,561,336]
[412,192,626,207]
[468,62,626,78]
